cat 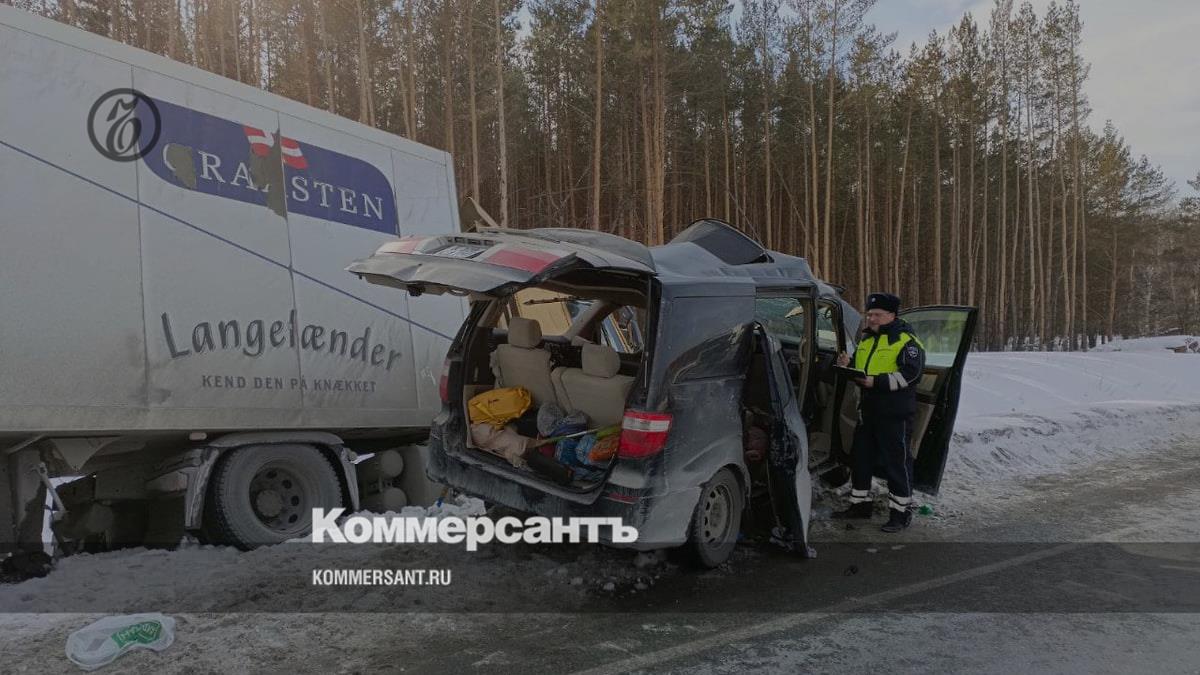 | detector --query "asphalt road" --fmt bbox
[3,441,1198,674]
[391,441,1200,674]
